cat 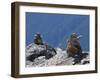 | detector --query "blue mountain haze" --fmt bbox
[26,12,89,51]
